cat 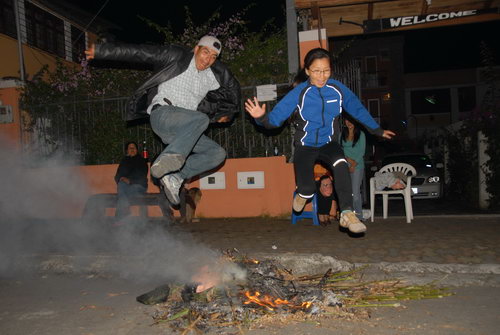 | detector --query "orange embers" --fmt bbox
[192,265,220,293]
[242,291,312,311]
